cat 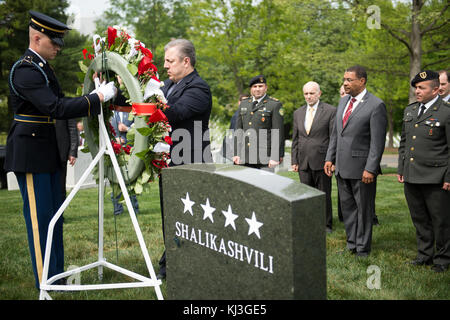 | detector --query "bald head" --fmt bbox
[303,81,321,106]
